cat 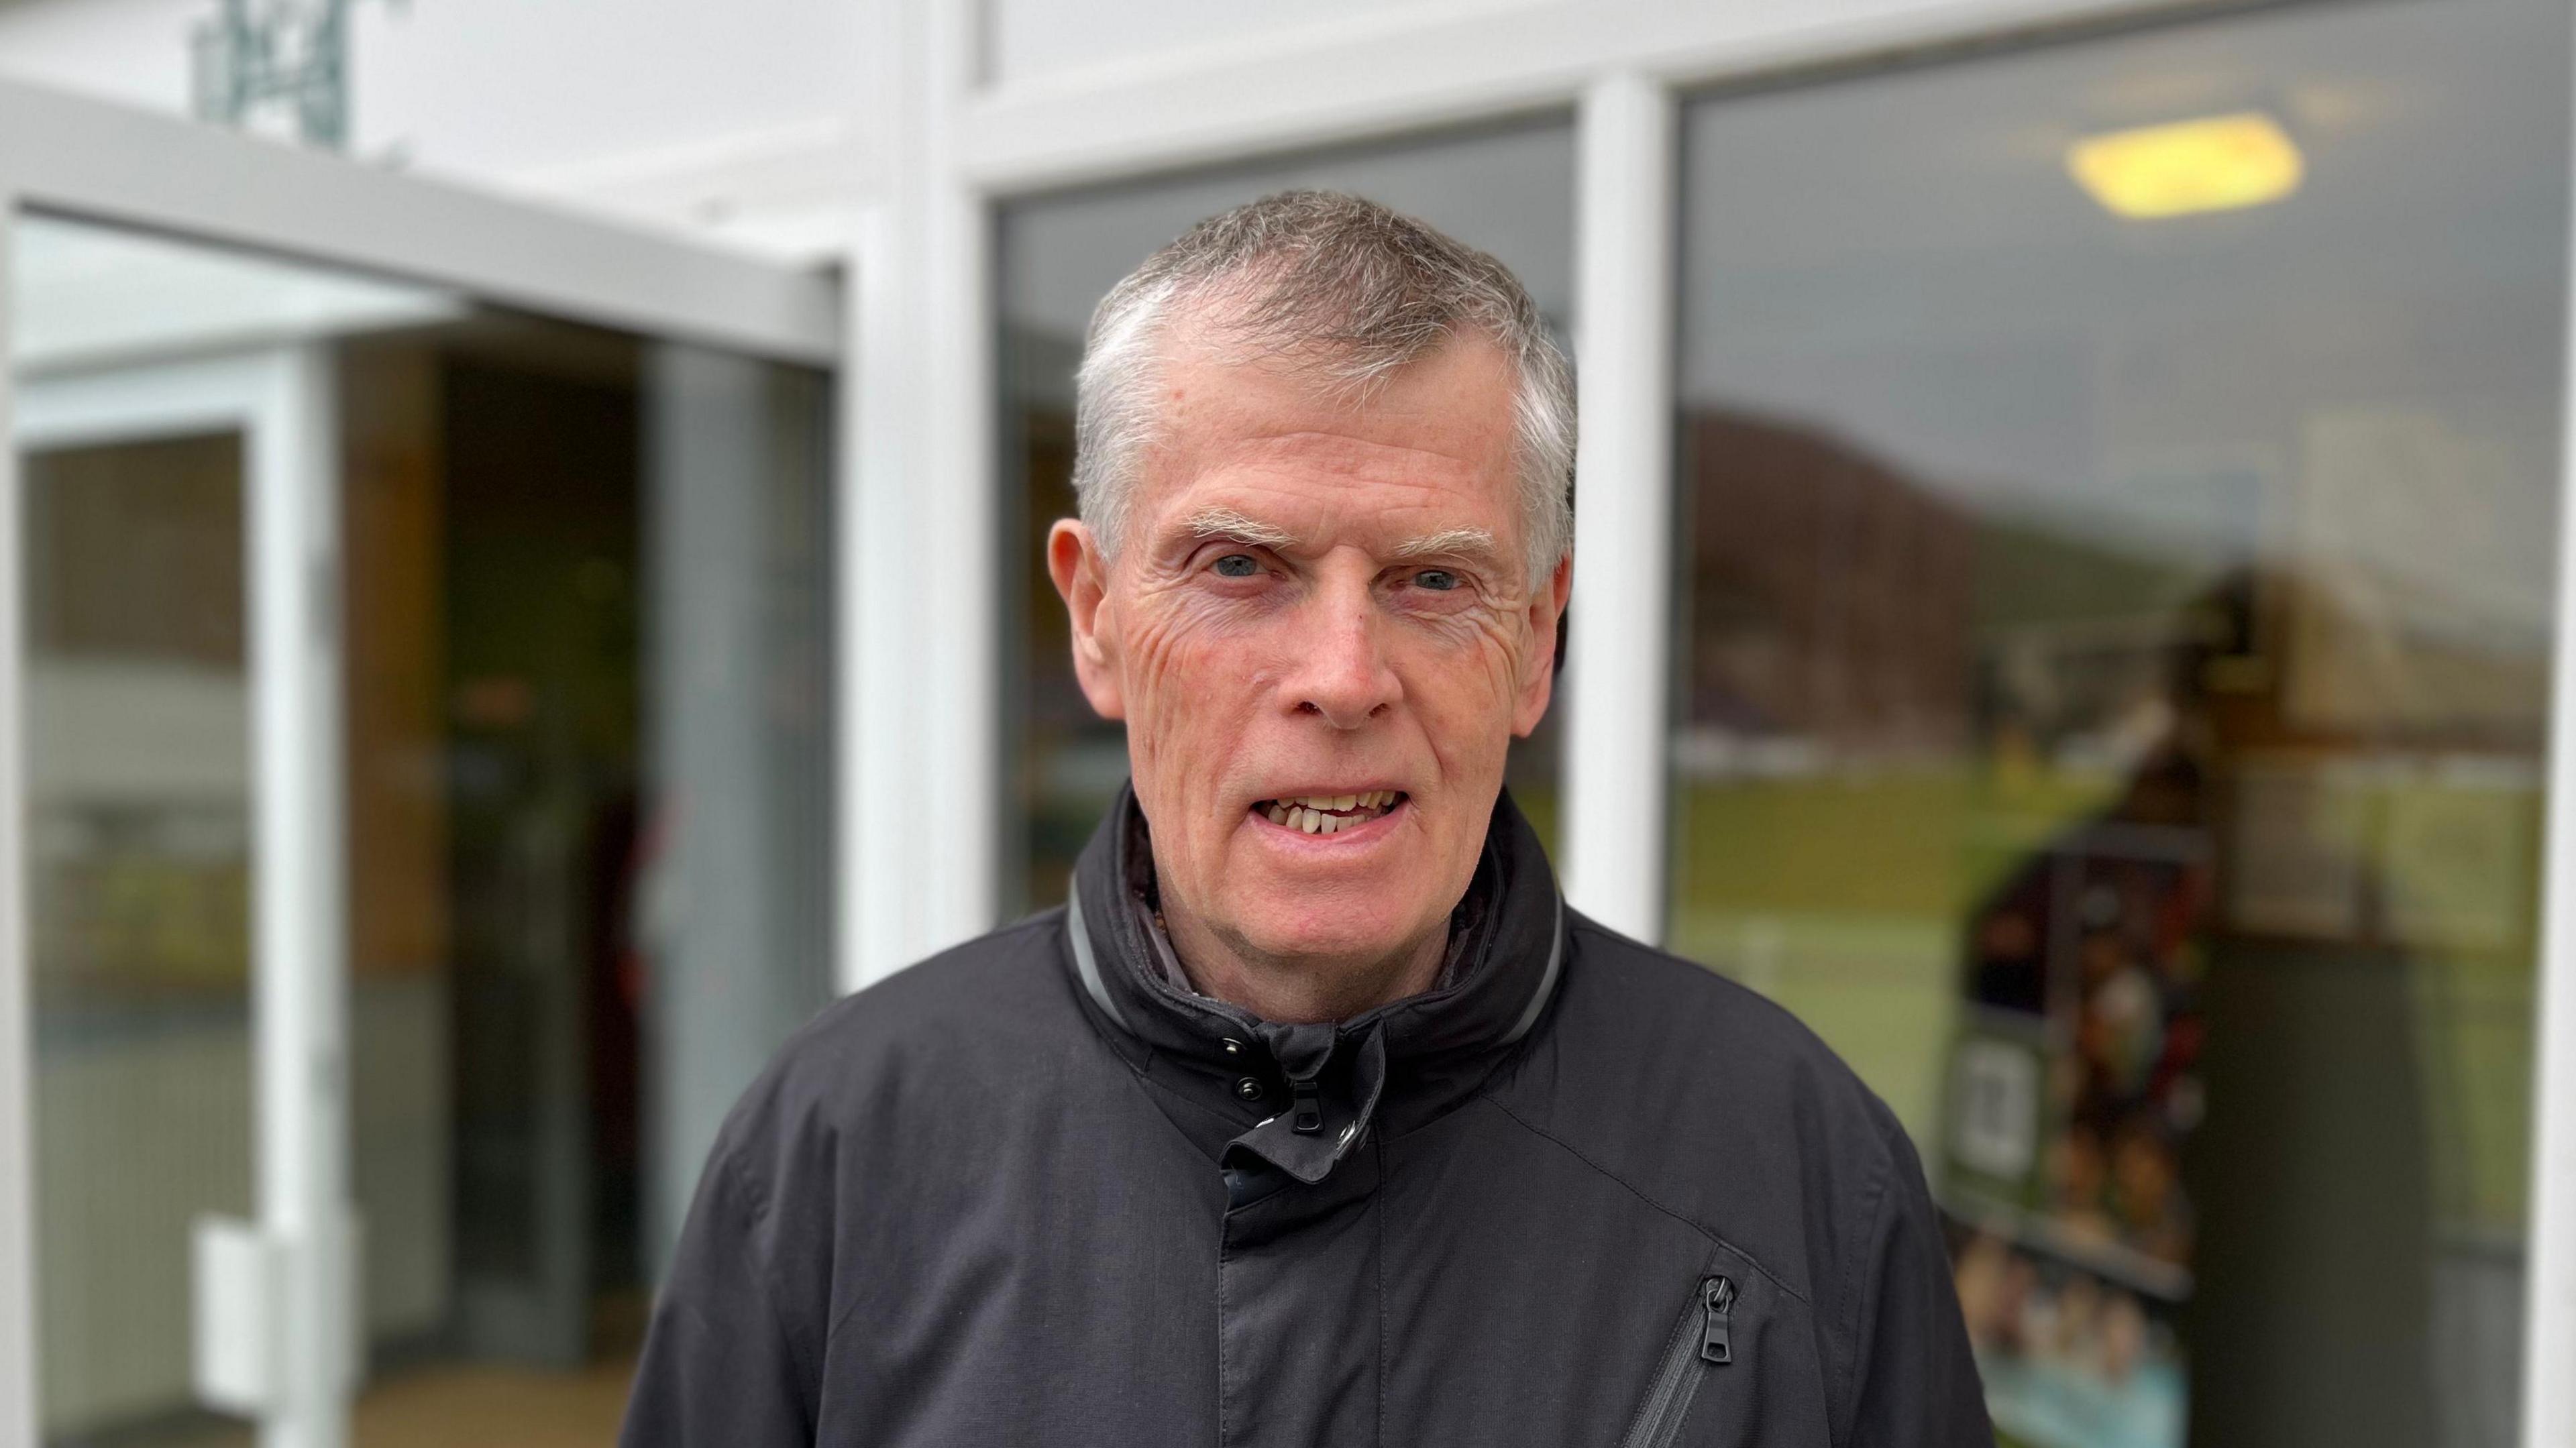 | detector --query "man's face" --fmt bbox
[1049,320,1570,983]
